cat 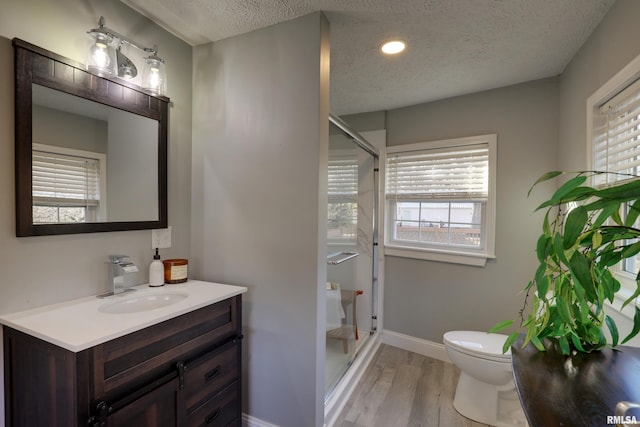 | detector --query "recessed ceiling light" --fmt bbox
[381,40,406,55]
